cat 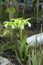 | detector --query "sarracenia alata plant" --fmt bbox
[3,18,31,63]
